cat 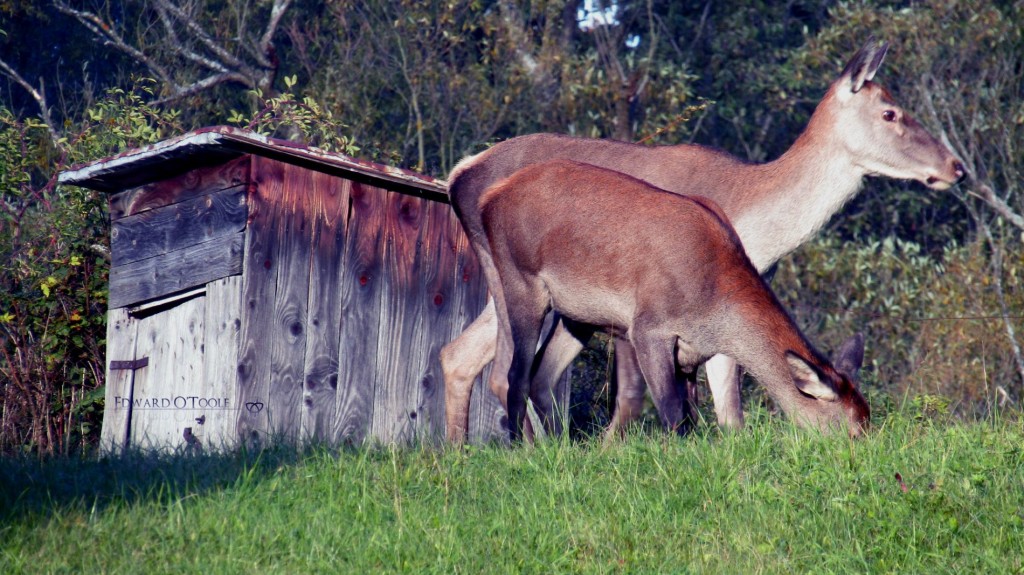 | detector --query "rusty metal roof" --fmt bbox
[58,126,450,203]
